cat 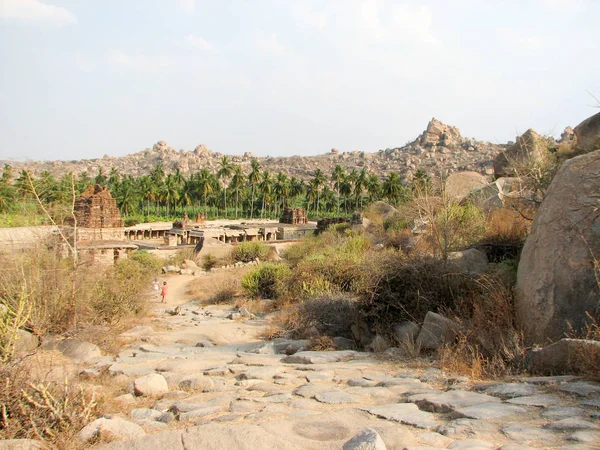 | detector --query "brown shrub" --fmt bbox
[0,362,100,448]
